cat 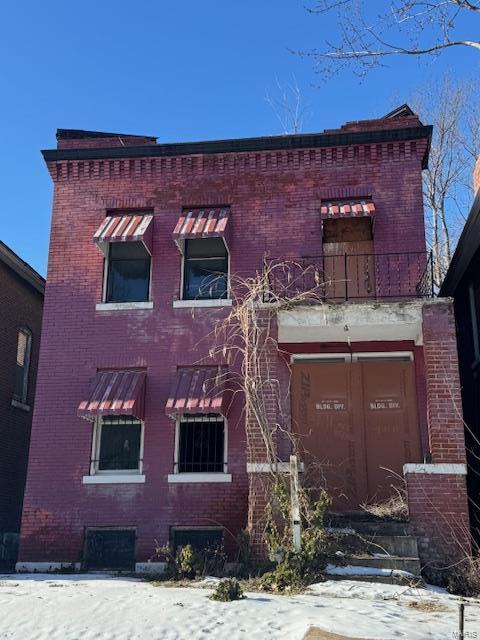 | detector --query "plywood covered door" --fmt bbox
[361,360,422,502]
[291,362,368,509]
[291,359,422,509]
